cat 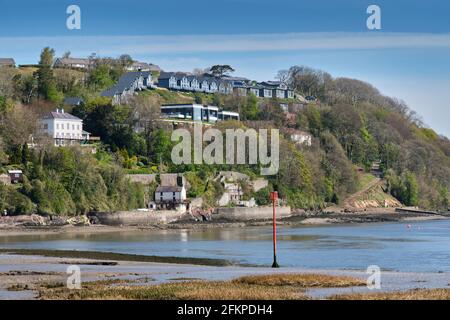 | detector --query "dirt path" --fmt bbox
[343,177,381,207]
